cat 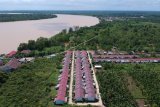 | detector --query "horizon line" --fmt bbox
[0,10,160,12]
